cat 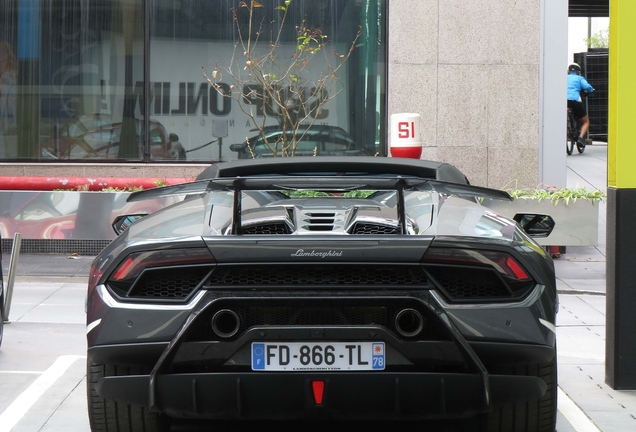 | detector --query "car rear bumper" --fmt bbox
[96,370,546,420]
[88,287,555,421]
